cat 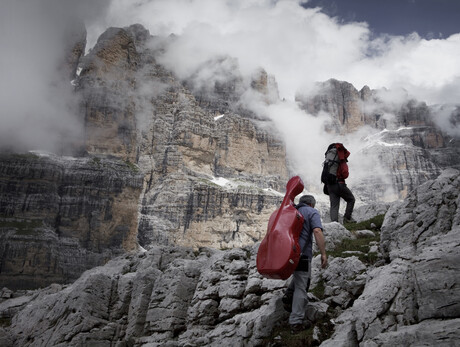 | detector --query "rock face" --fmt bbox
[0,24,289,289]
[321,169,460,346]
[0,152,143,290]
[78,26,140,162]
[76,24,289,250]
[0,246,290,346]
[0,220,367,347]
[297,79,367,133]
[1,170,459,346]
